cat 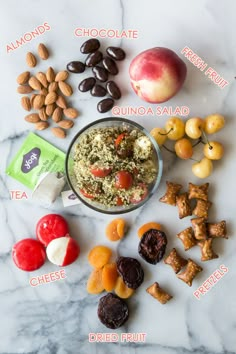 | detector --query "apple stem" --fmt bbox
[159,128,173,136]
[201,128,212,150]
